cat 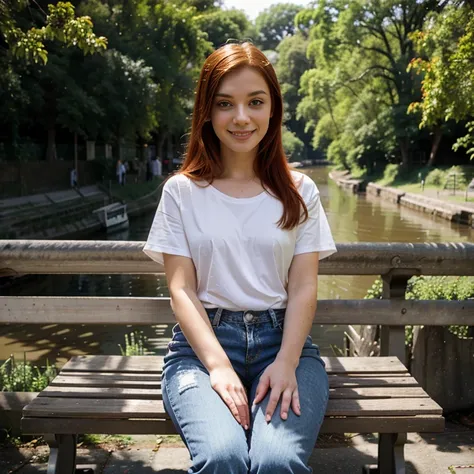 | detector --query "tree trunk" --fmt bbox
[426,126,442,167]
[399,137,411,168]
[46,125,57,162]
